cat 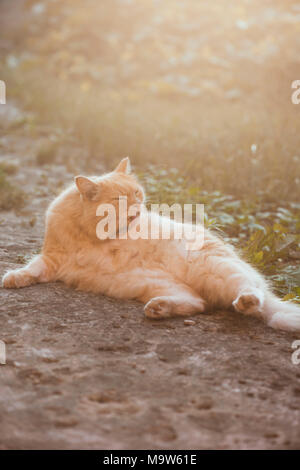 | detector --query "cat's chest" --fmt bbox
[74,243,142,272]
[74,238,186,275]
[107,240,160,268]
